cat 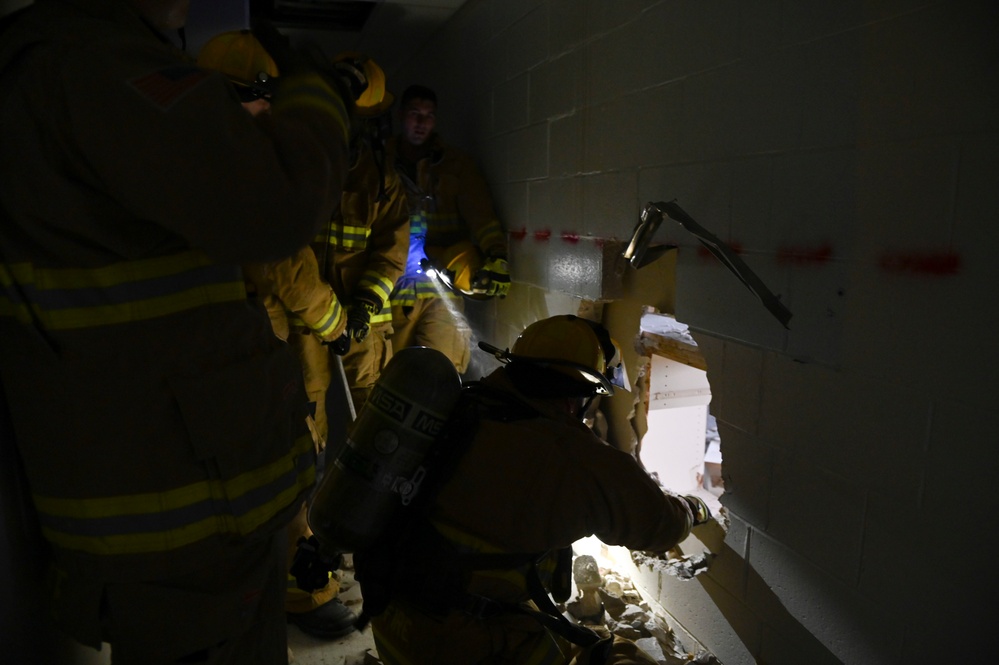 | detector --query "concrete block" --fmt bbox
[737,0,785,56]
[548,0,589,53]
[779,0,870,48]
[924,399,999,542]
[490,0,543,35]
[748,532,904,665]
[549,112,583,176]
[954,136,999,281]
[583,0,662,38]
[493,180,528,234]
[715,427,773,530]
[492,73,530,135]
[548,237,628,300]
[654,567,757,665]
[758,355,929,495]
[503,5,549,75]
[714,340,765,436]
[527,177,581,233]
[781,261,849,366]
[507,122,549,181]
[580,171,638,241]
[770,148,860,254]
[768,453,865,582]
[674,248,790,351]
[797,33,865,149]
[583,84,683,172]
[729,155,775,252]
[507,229,549,288]
[638,164,733,244]
[856,140,958,248]
[838,260,998,408]
[529,51,582,122]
